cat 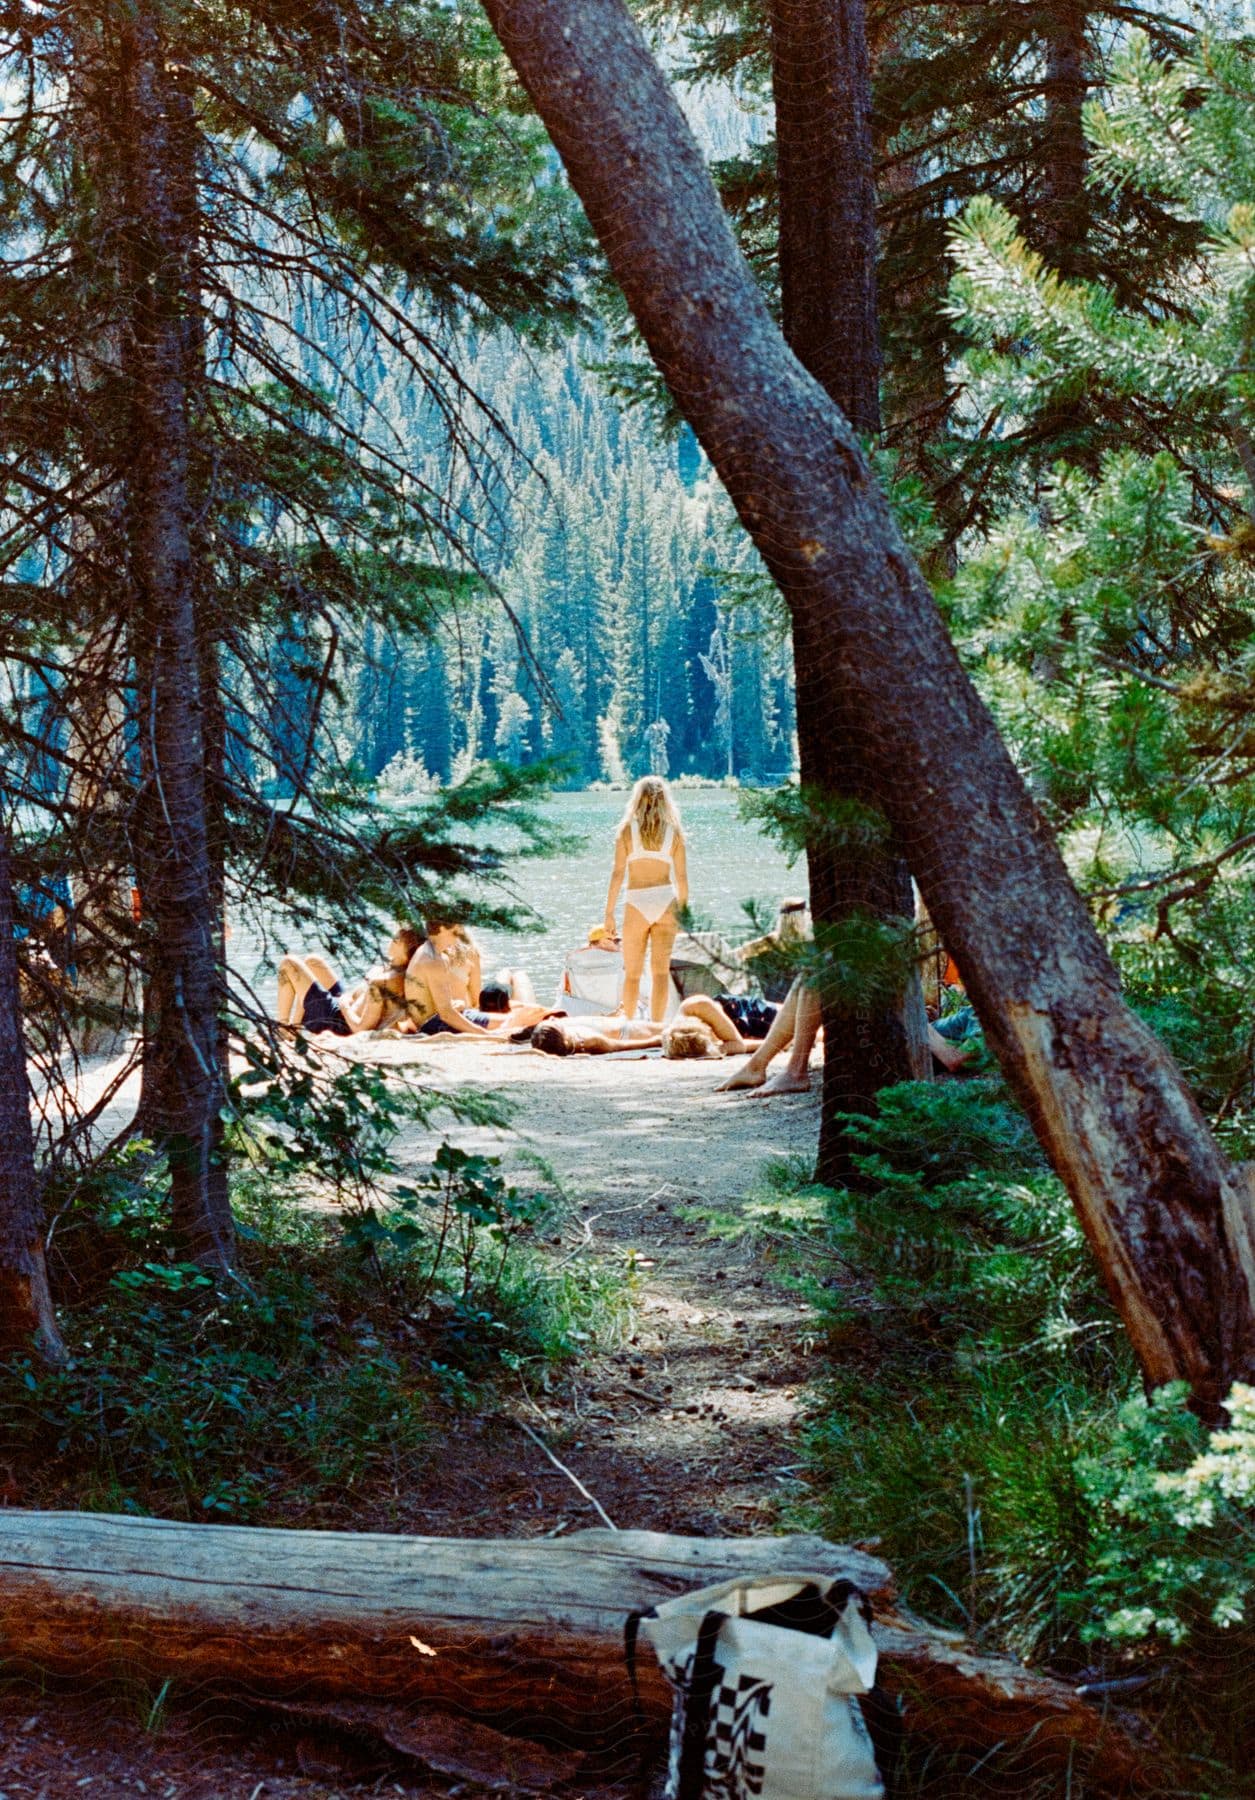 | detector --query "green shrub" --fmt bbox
[1075,1381,1255,1647]
[808,1356,1107,1659]
[800,1079,1255,1692]
[2,1135,626,1523]
[799,1080,1130,1658]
